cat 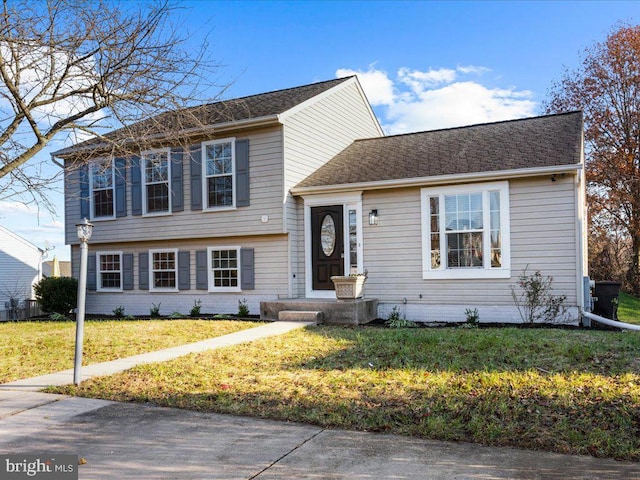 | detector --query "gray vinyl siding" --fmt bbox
[70,234,289,316]
[361,175,579,308]
[64,127,285,246]
[282,83,382,230]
